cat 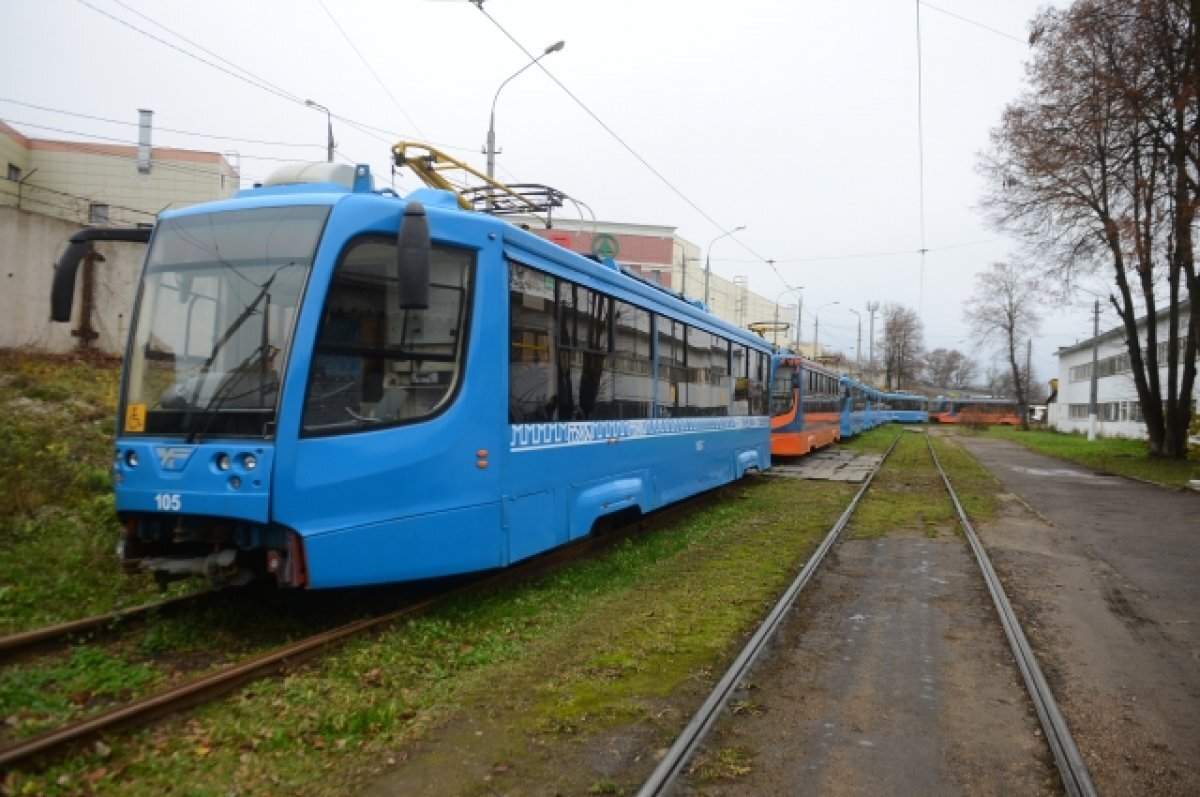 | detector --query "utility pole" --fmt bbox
[1088,298,1099,441]
[1024,336,1032,429]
